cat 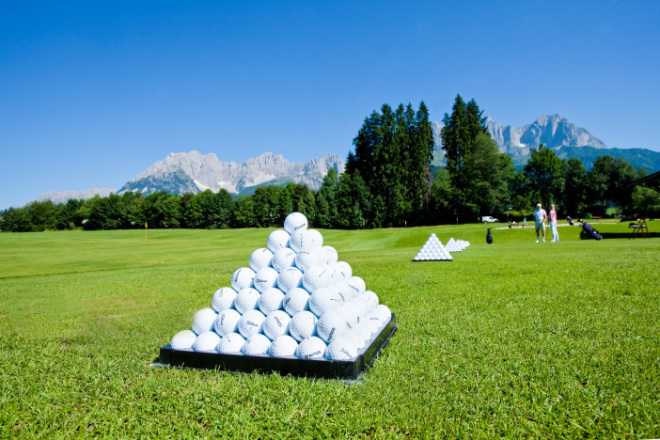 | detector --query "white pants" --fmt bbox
[550,221,558,241]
